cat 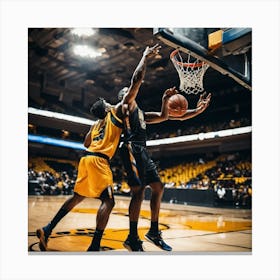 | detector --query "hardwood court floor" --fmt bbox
[28,195,252,253]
